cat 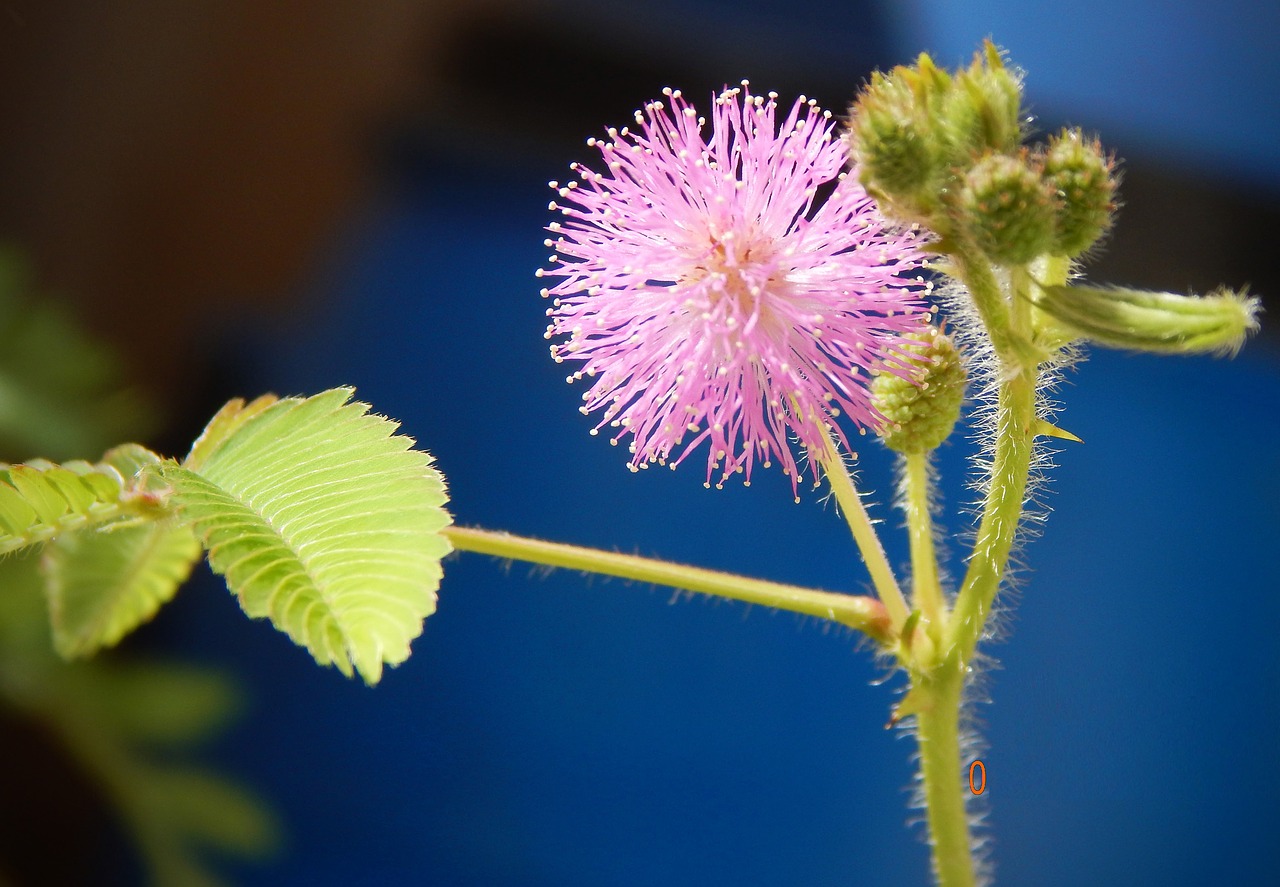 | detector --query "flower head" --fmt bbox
[539,83,932,492]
